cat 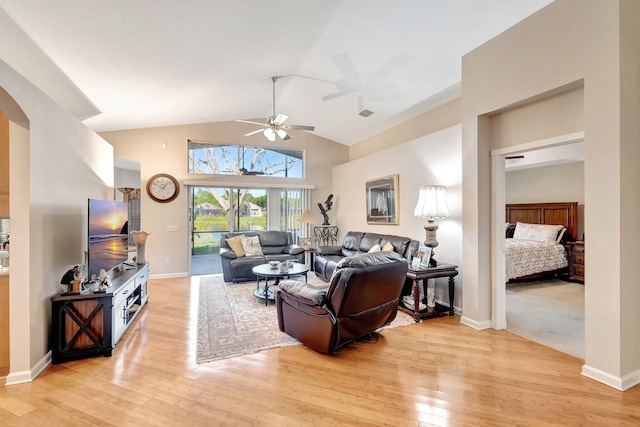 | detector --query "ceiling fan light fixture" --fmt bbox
[277,129,288,140]
[264,128,276,141]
